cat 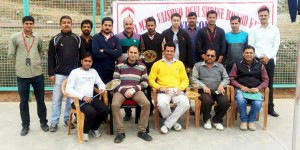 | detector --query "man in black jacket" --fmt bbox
[162,13,193,73]
[48,15,85,132]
